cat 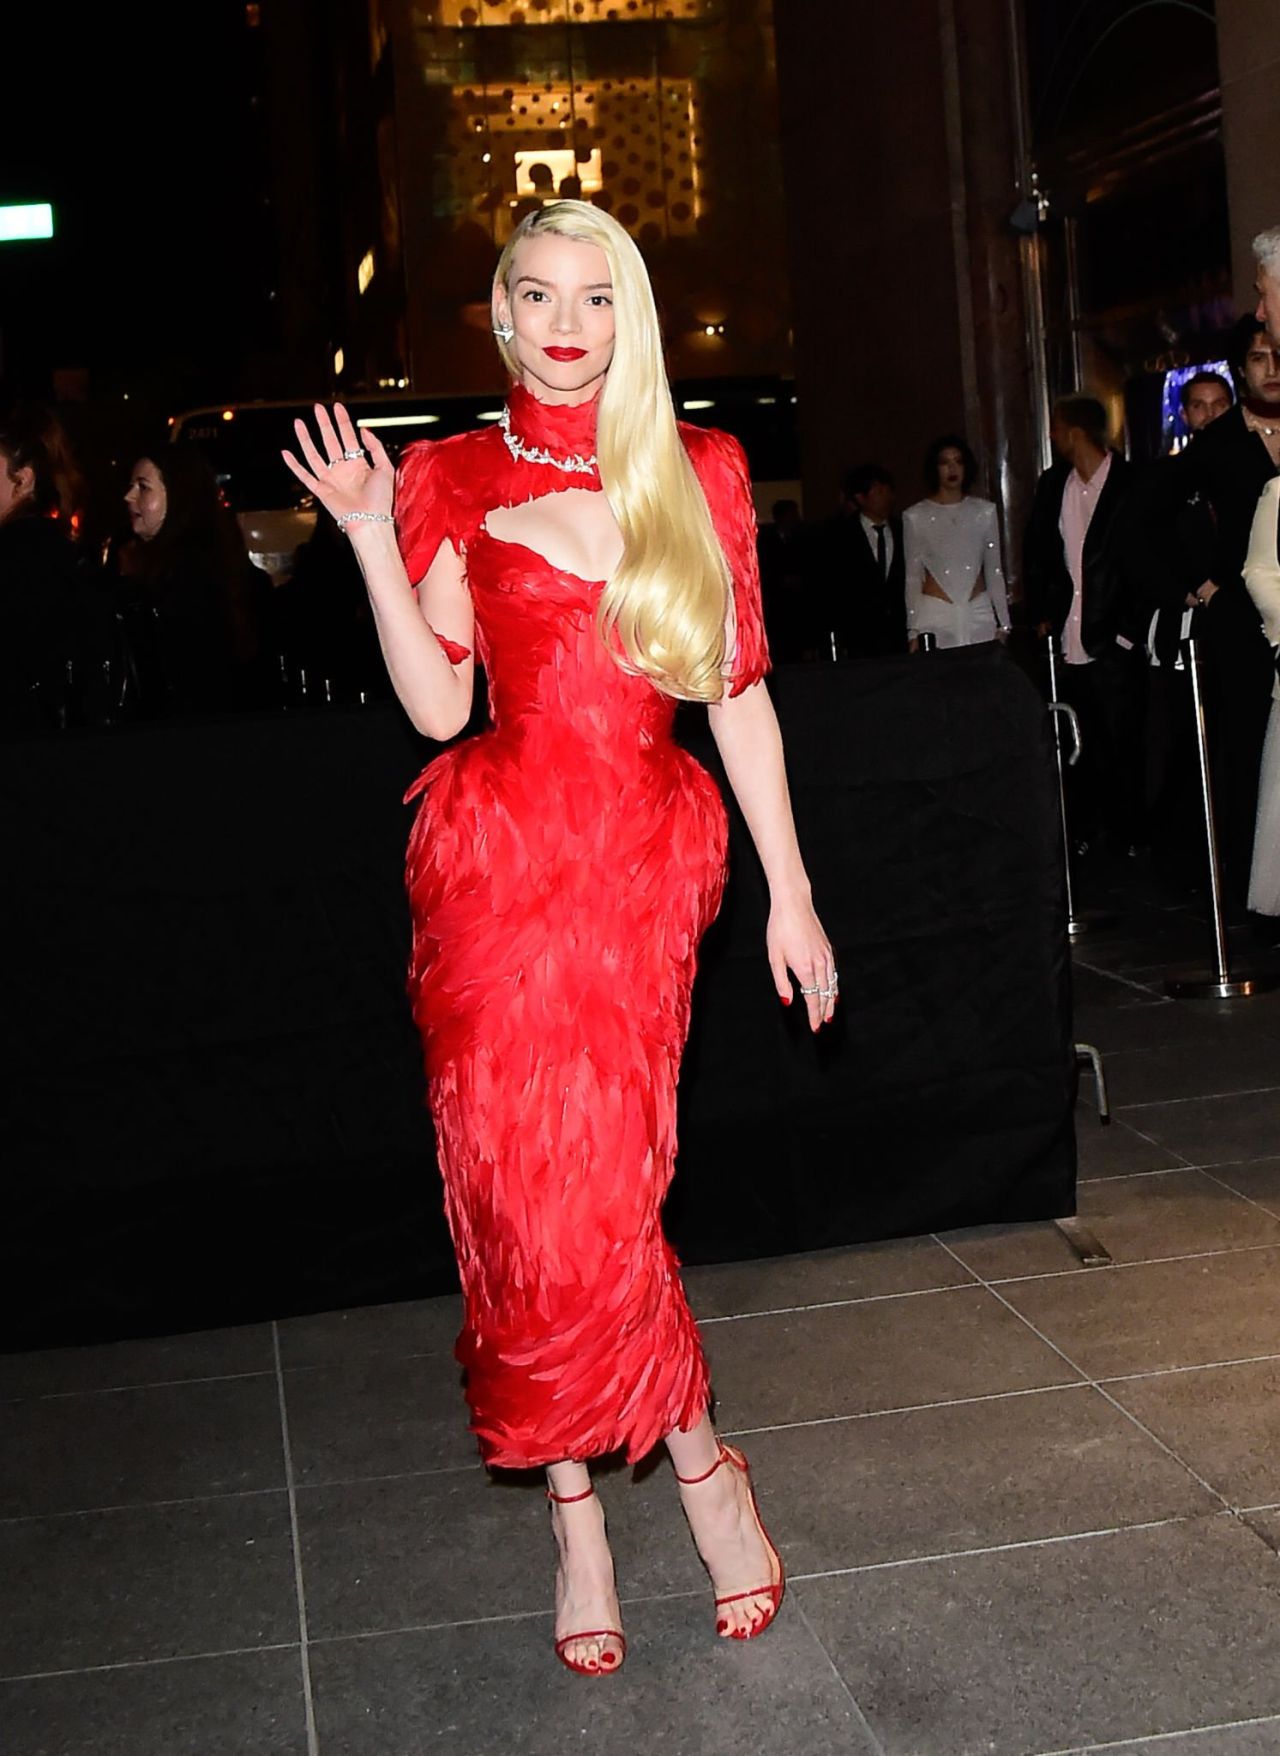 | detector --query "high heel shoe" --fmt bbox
[674,1442,785,1640]
[546,1484,627,1677]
